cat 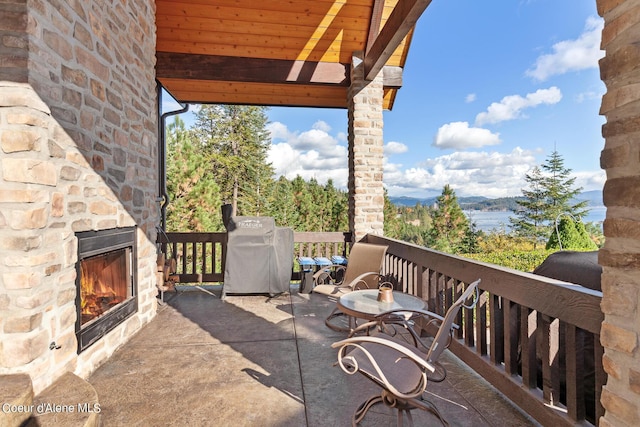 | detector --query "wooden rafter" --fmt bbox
[366,0,386,55]
[364,0,432,81]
